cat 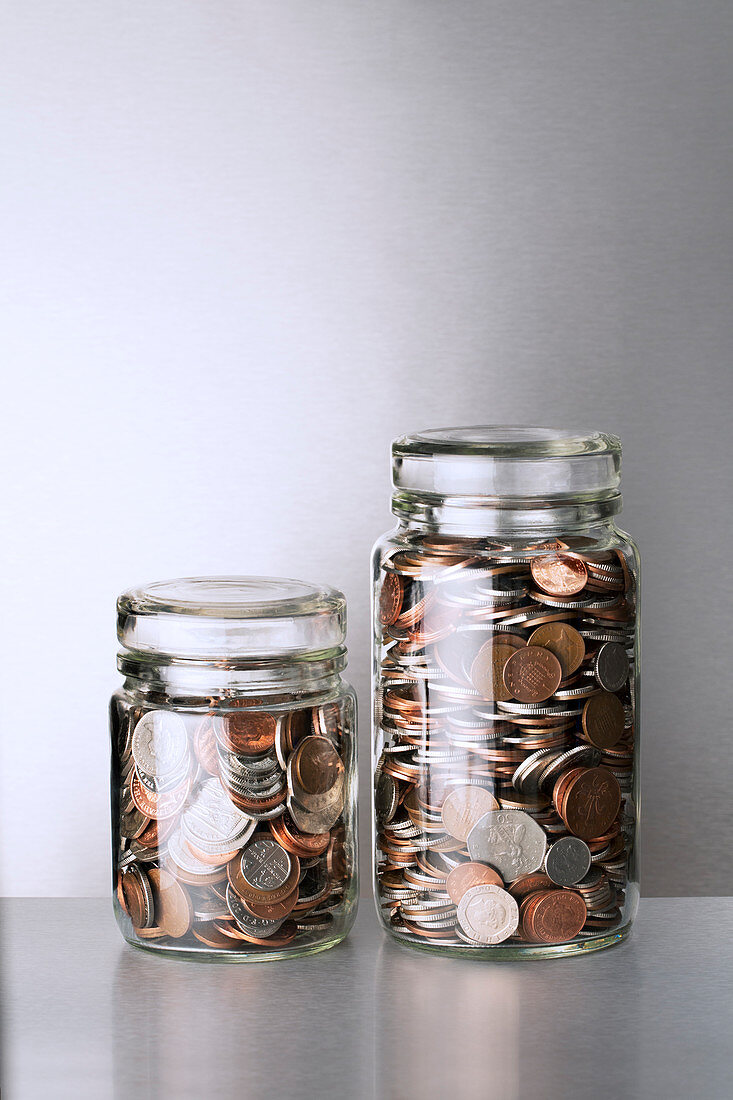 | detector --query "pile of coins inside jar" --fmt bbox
[374,536,636,948]
[114,698,351,951]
